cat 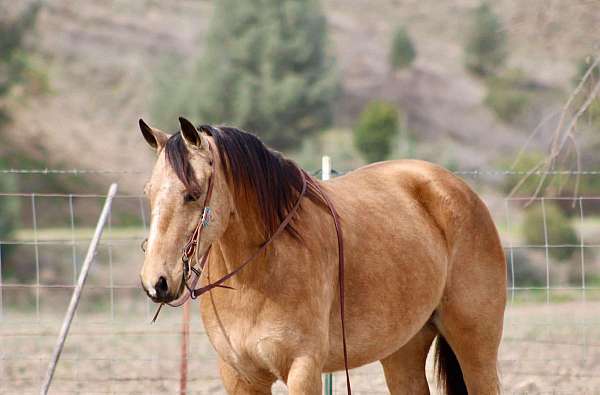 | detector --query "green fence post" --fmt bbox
[322,156,334,395]
[324,373,333,394]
